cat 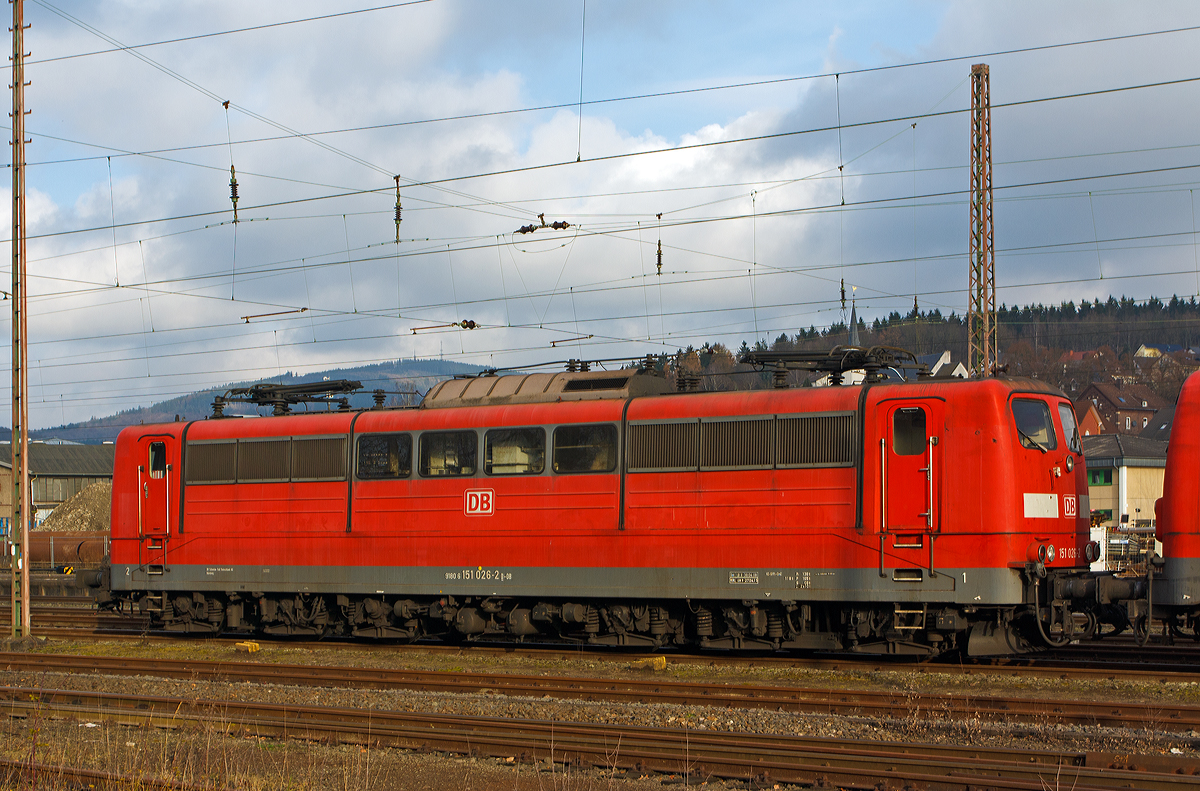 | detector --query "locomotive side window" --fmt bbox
[292,436,348,481]
[356,434,412,479]
[892,408,927,456]
[553,424,618,473]
[148,442,167,479]
[185,440,236,484]
[1012,399,1058,451]
[419,431,477,477]
[485,427,545,475]
[1057,403,1081,453]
